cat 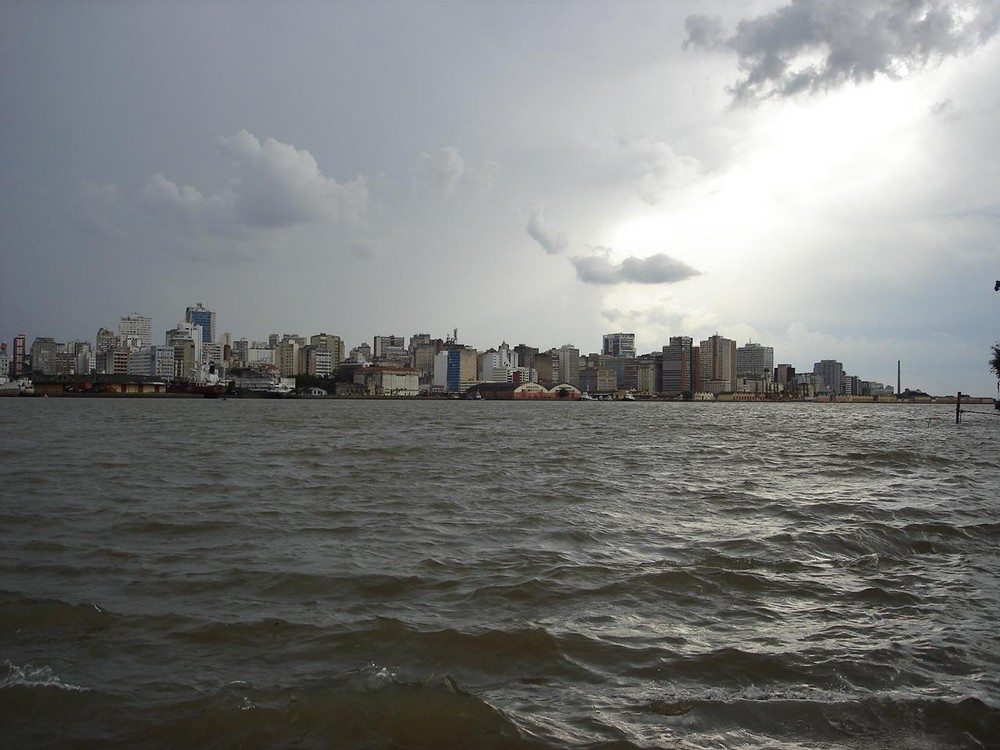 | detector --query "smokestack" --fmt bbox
[897,360,901,395]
